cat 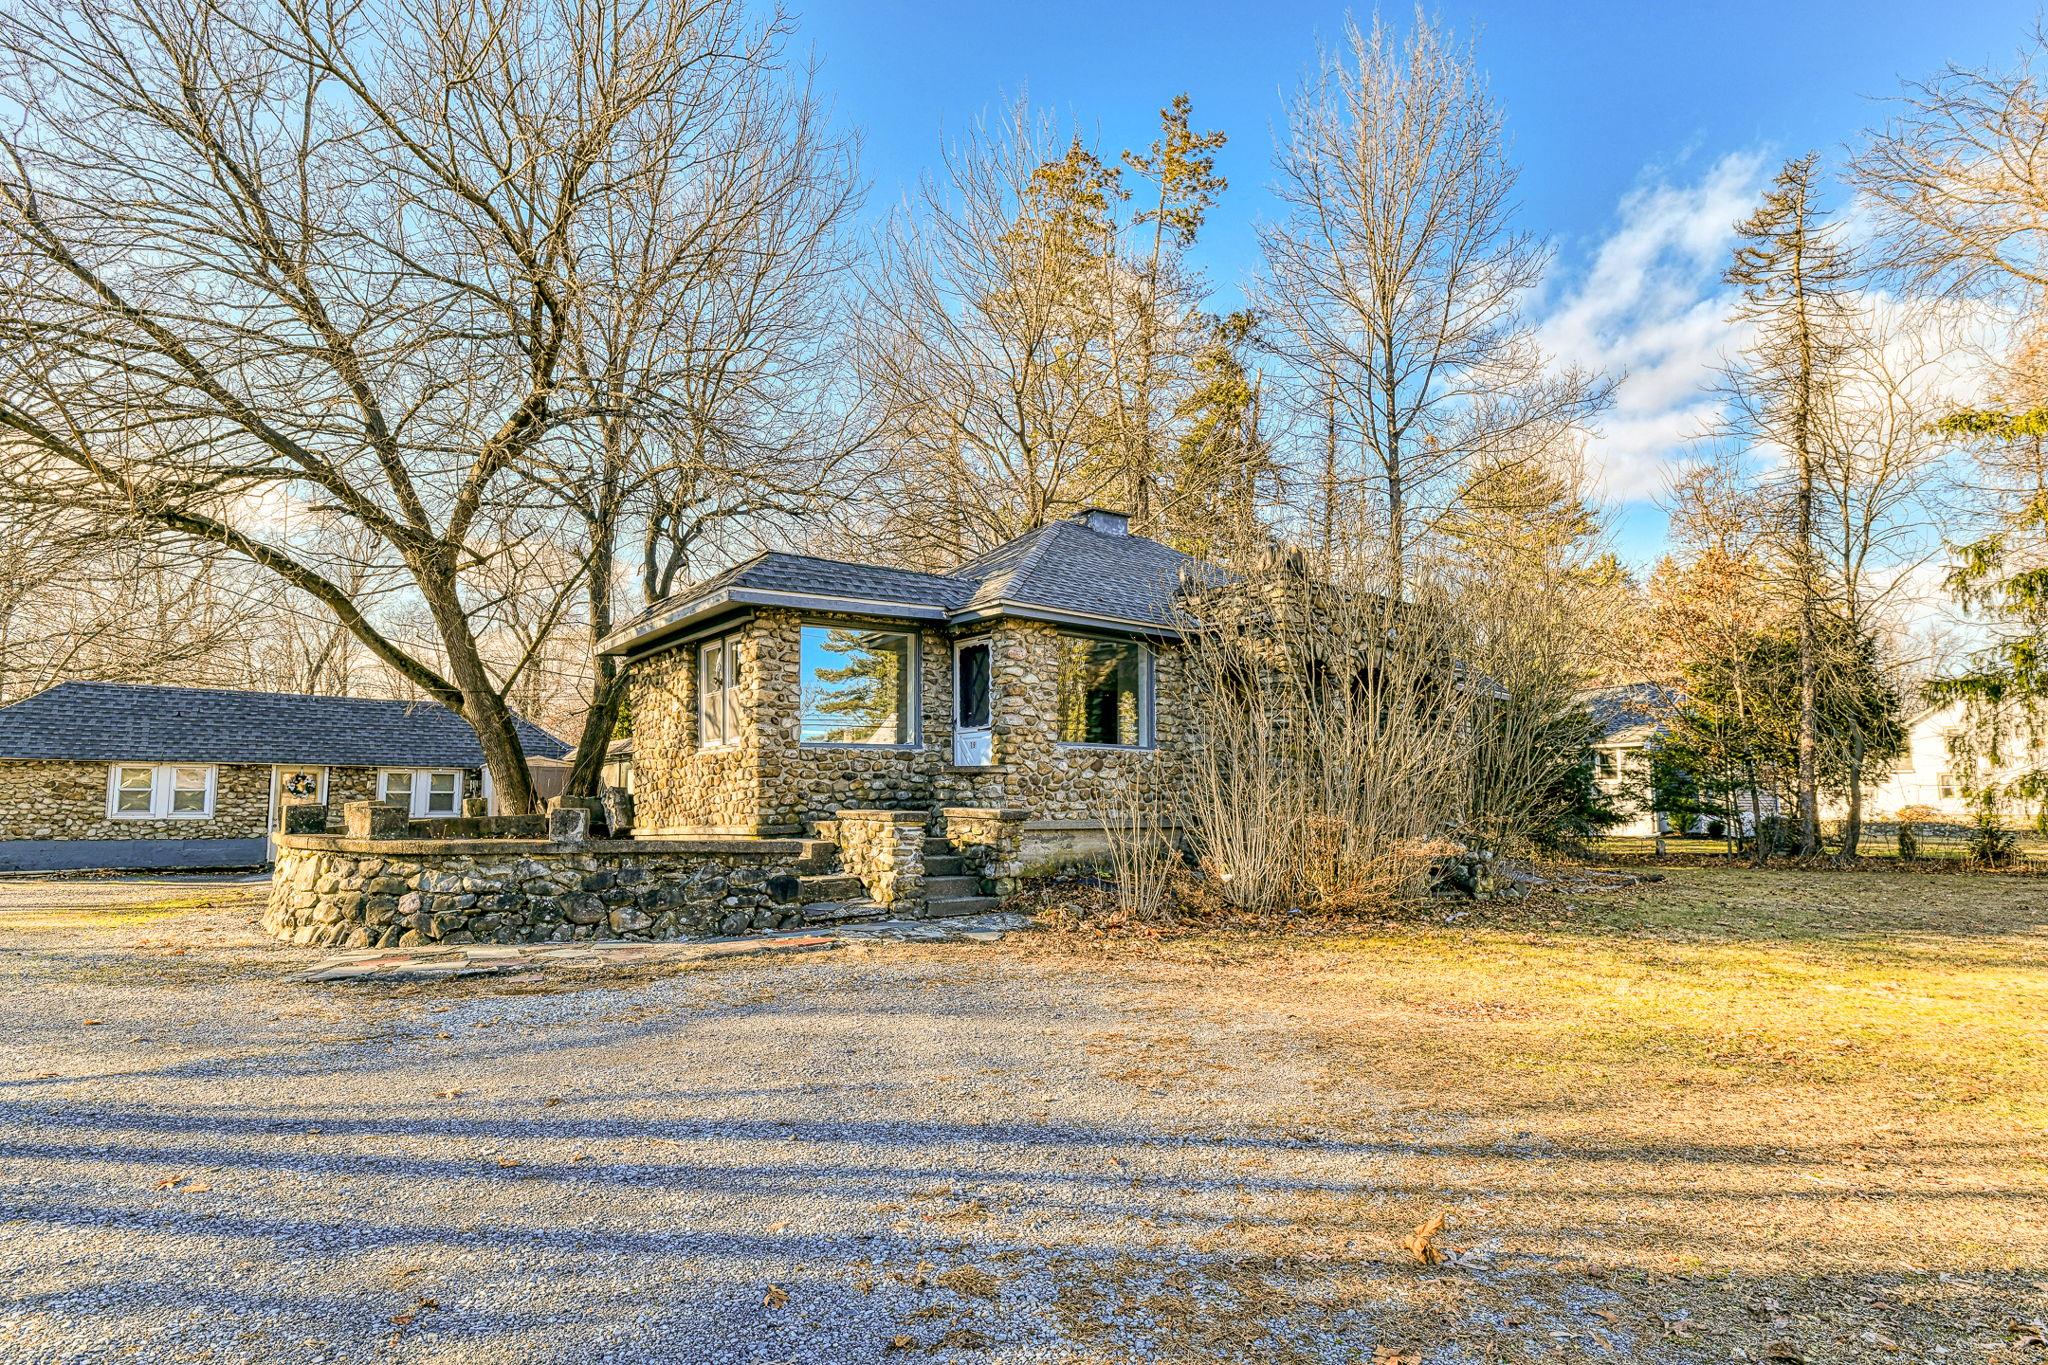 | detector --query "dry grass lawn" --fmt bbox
[1015,866,2048,1362]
